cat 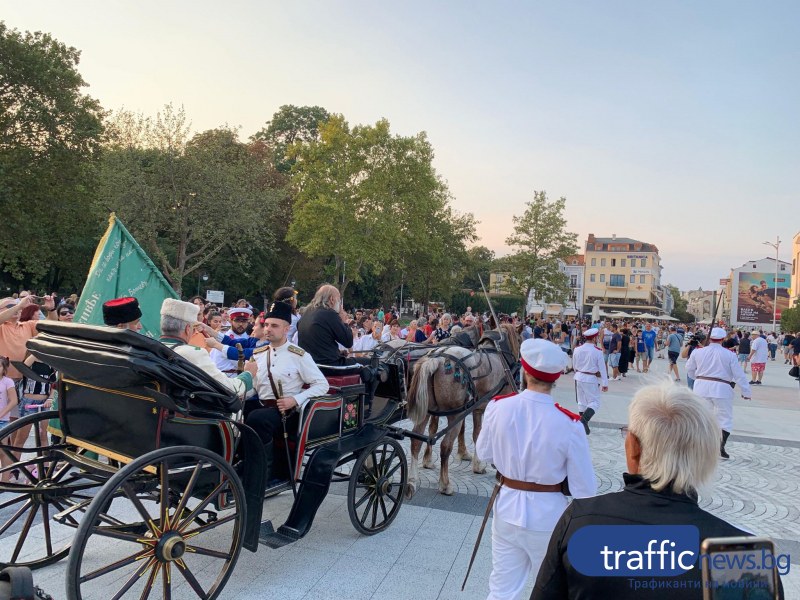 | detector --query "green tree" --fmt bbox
[288,116,472,296]
[0,22,105,289]
[461,246,496,291]
[780,299,800,333]
[100,105,281,295]
[252,104,330,173]
[665,284,694,322]
[504,191,577,305]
